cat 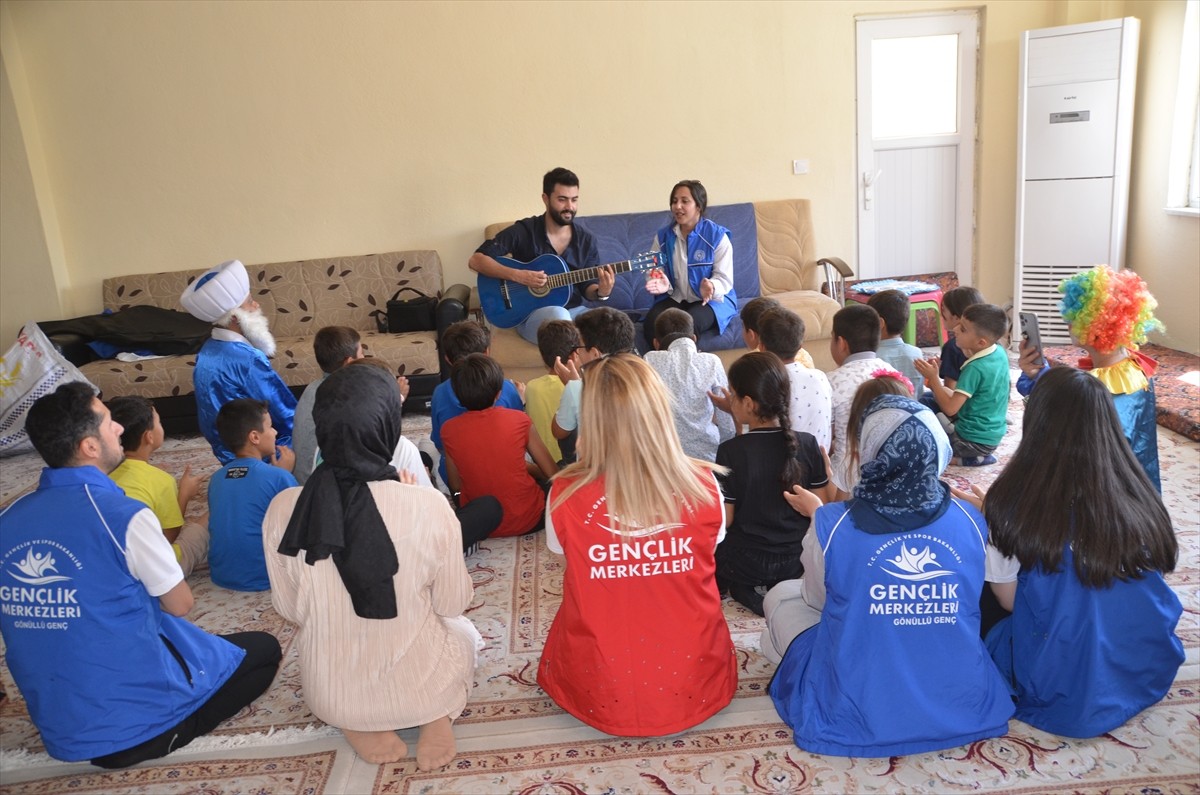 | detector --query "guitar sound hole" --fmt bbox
[529,285,551,299]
